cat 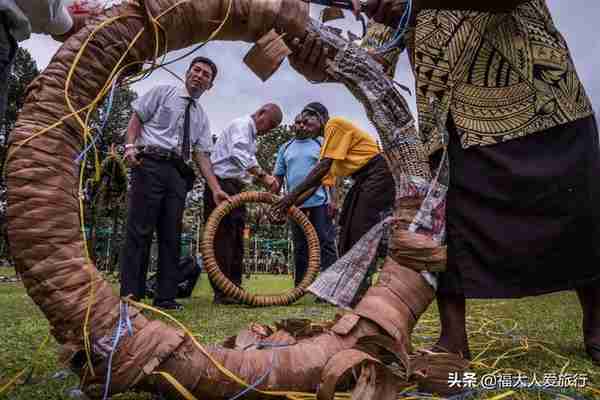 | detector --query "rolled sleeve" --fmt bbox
[131,86,164,124]
[320,119,353,161]
[231,127,256,170]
